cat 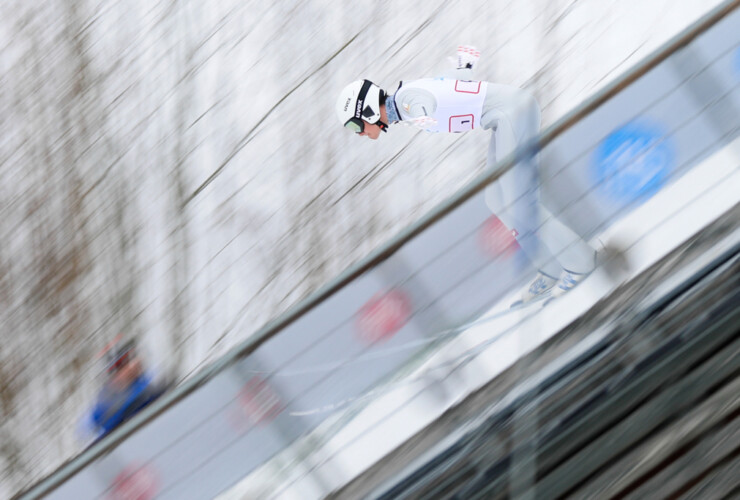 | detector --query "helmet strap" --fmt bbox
[378,120,389,133]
